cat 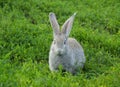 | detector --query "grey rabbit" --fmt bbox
[49,12,86,74]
